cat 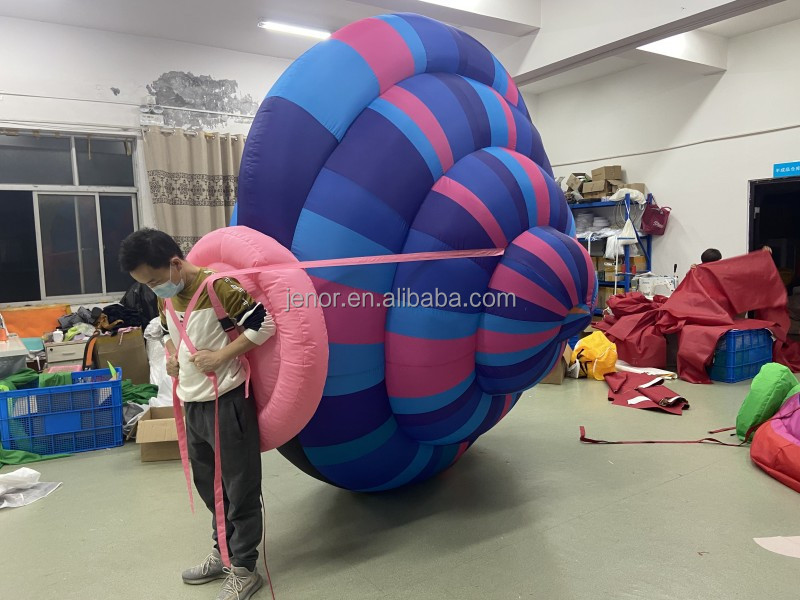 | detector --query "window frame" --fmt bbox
[0,130,140,307]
